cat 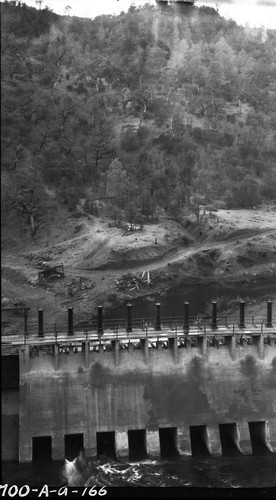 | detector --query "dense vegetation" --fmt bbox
[2,0,276,233]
